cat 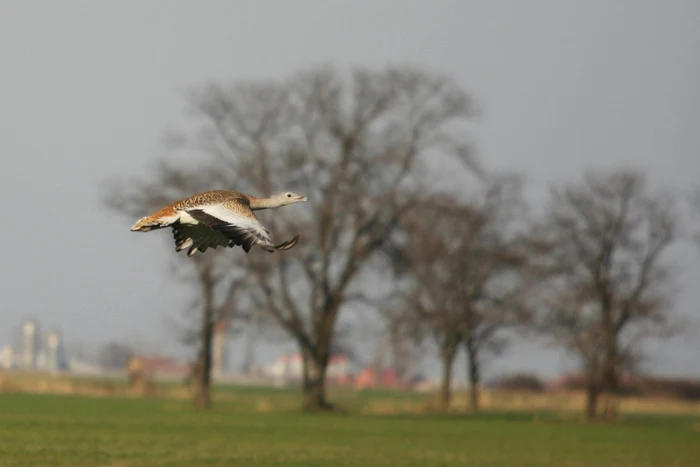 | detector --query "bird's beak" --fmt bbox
[299,196,308,202]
